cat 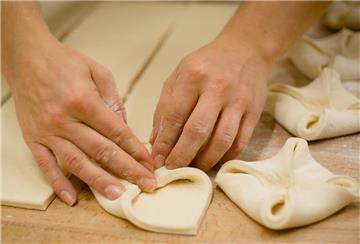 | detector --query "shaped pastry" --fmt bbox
[92,167,212,235]
[215,137,359,230]
[325,1,360,30]
[289,29,360,80]
[265,68,360,141]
